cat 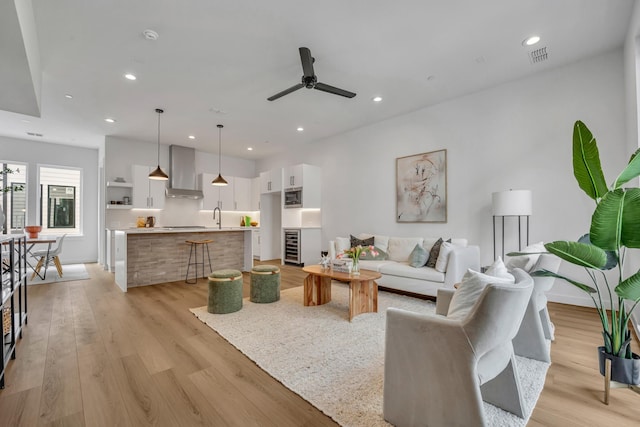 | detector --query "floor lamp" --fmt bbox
[492,190,532,260]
